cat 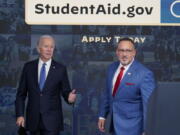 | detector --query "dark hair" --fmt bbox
[118,37,135,45]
